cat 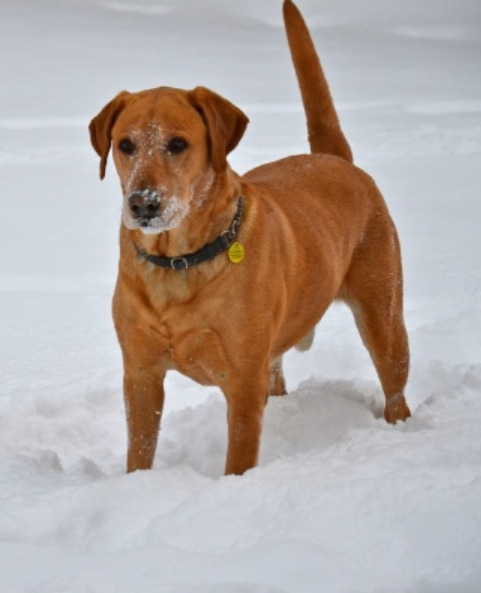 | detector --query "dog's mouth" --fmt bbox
[122,191,189,235]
